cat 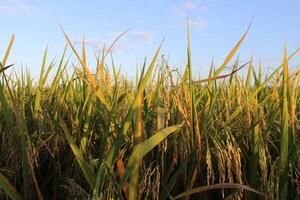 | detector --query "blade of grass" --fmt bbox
[212,20,252,78]
[0,172,23,200]
[61,27,112,111]
[279,46,289,200]
[60,119,96,188]
[172,183,266,200]
[122,124,183,186]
